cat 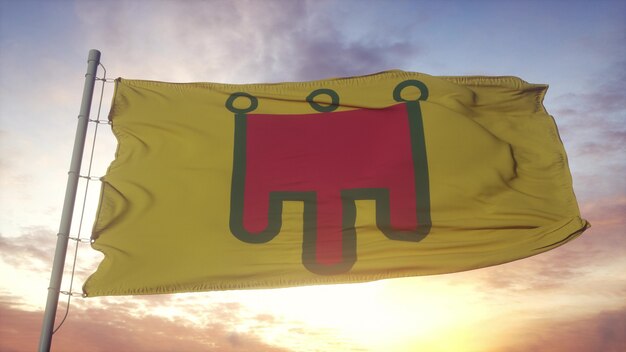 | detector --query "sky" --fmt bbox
[0,0,624,351]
